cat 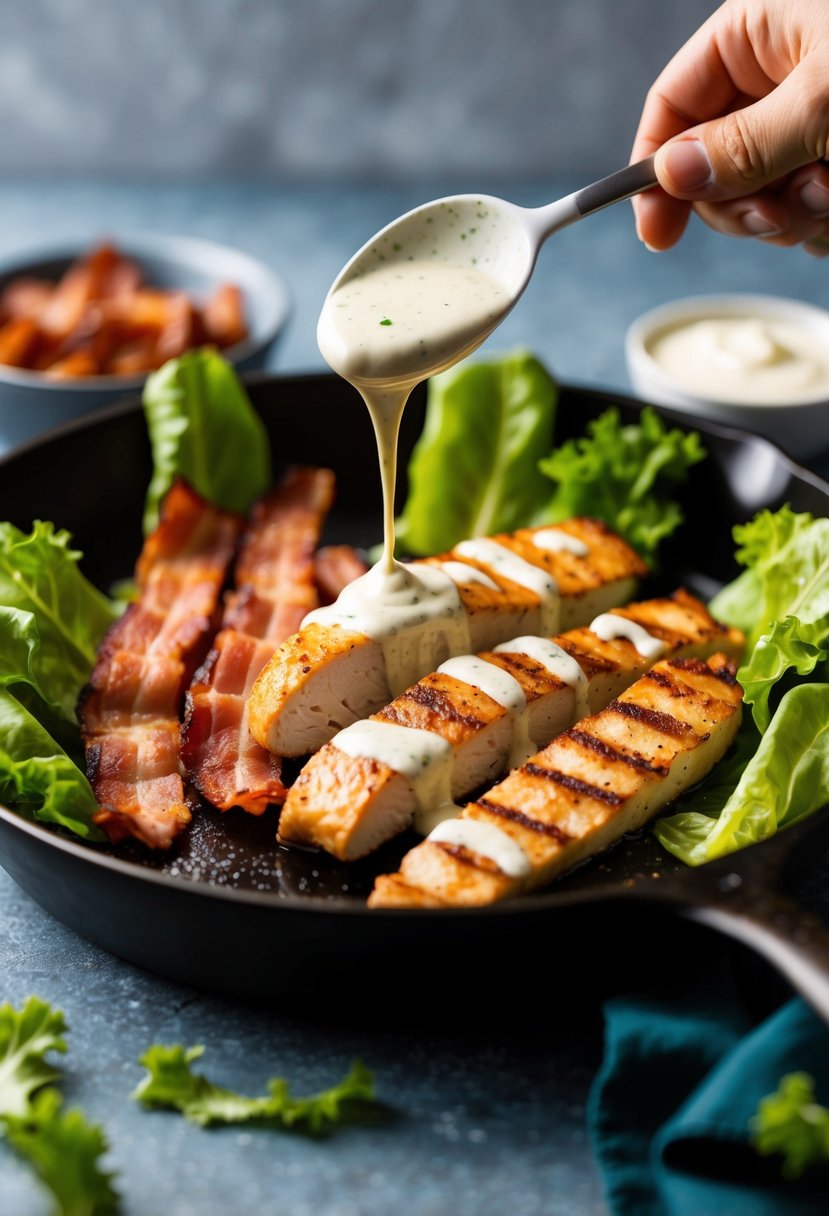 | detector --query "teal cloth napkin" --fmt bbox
[589,962,829,1215]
